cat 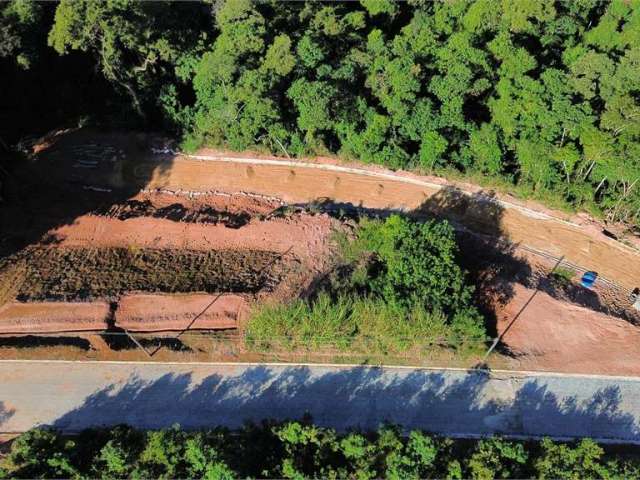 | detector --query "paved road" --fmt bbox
[1,361,640,443]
